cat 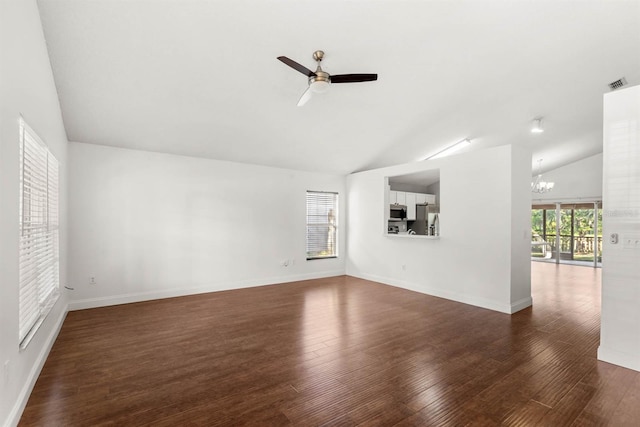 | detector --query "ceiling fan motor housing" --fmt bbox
[309,70,330,93]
